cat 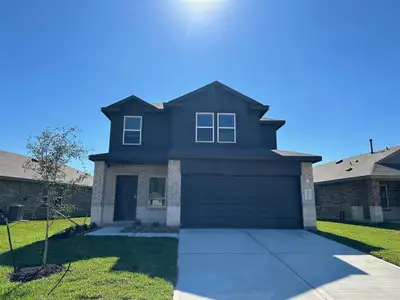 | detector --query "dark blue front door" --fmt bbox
[114,175,138,221]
